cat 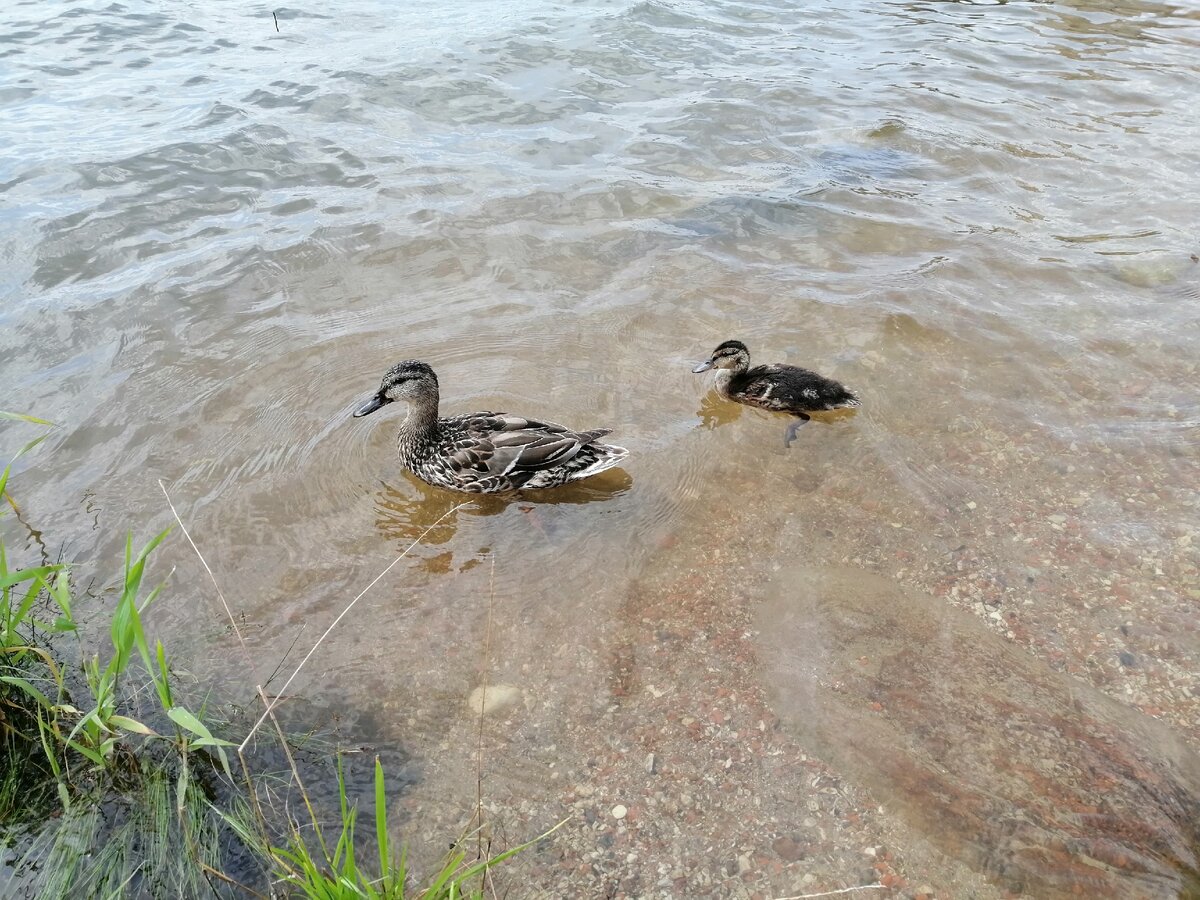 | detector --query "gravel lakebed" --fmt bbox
[373,398,1199,899]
